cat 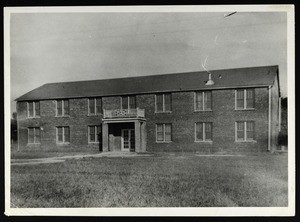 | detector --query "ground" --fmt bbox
[10,151,288,207]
